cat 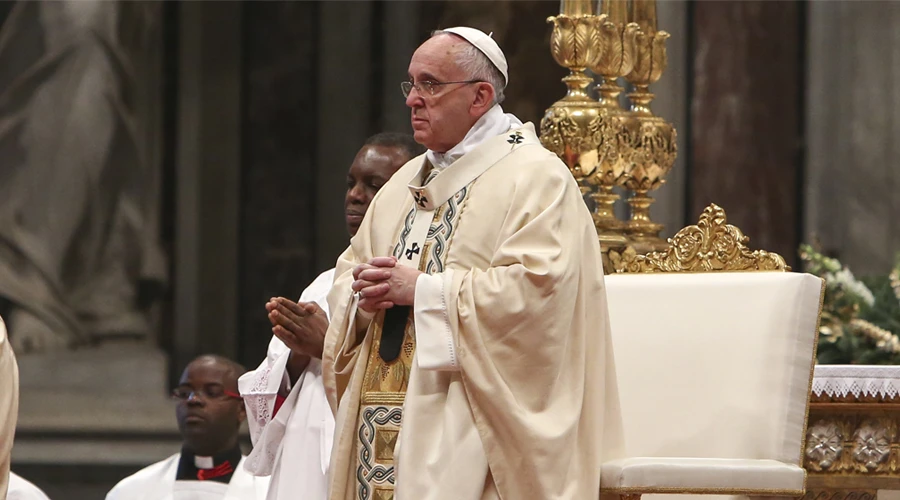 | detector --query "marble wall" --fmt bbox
[173,1,242,371]
[805,0,900,275]
[689,0,805,266]
[240,1,320,366]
